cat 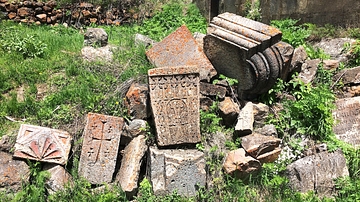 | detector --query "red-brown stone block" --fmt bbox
[13,124,72,165]
[146,25,217,82]
[78,113,124,184]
